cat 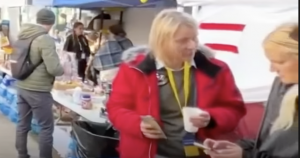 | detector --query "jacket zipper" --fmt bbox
[130,66,153,158]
